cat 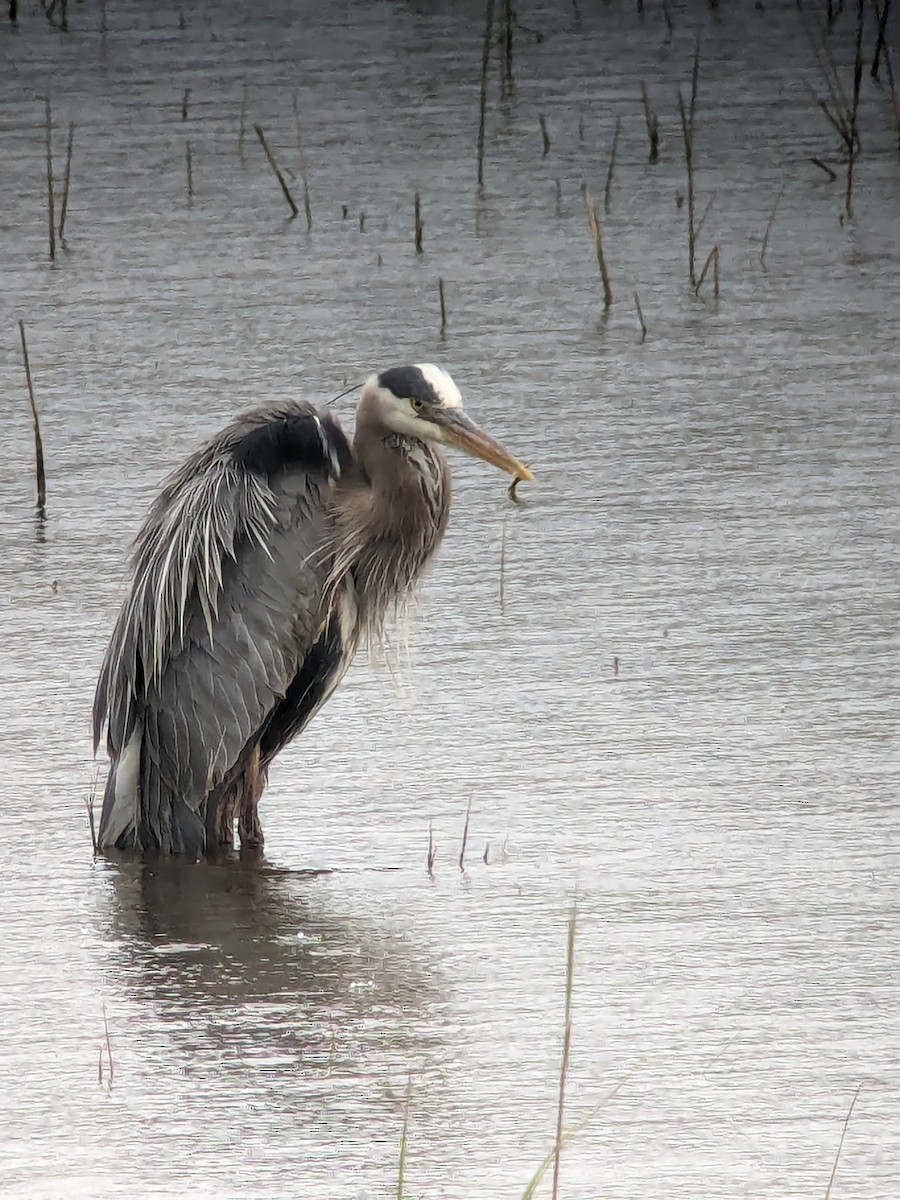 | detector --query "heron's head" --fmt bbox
[360,363,533,481]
